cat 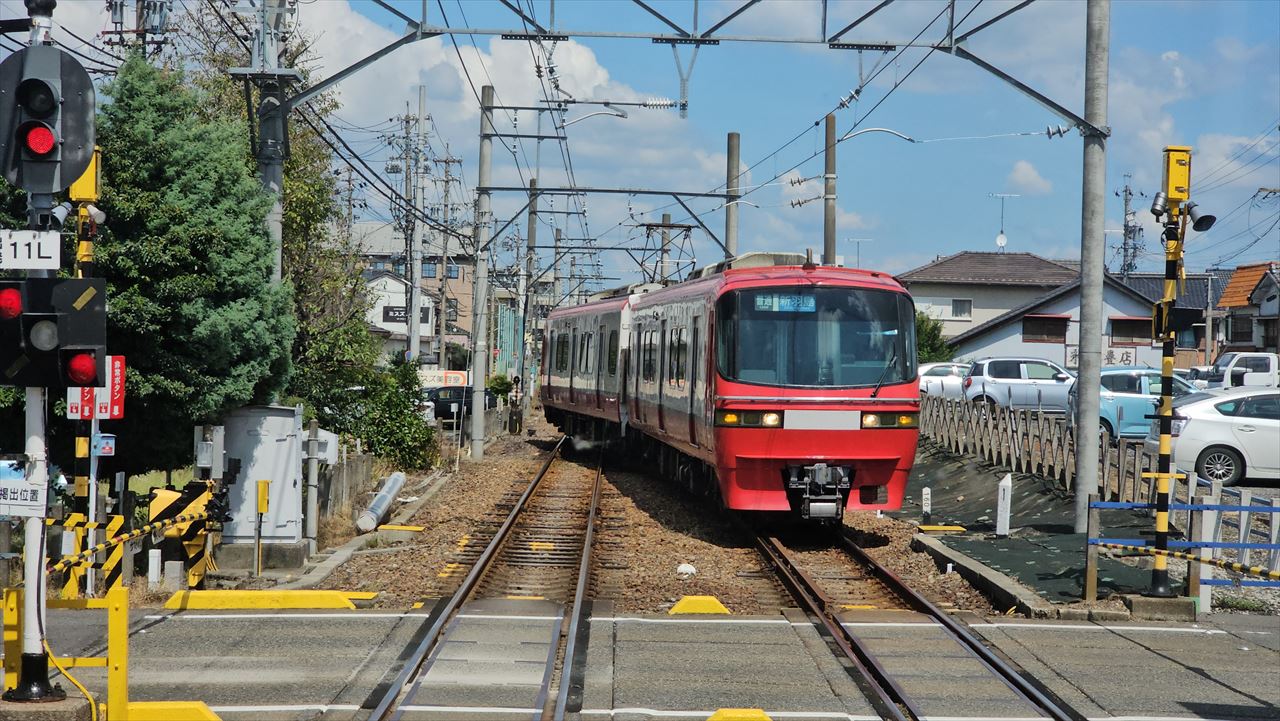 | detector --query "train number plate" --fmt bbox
[782,410,861,430]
